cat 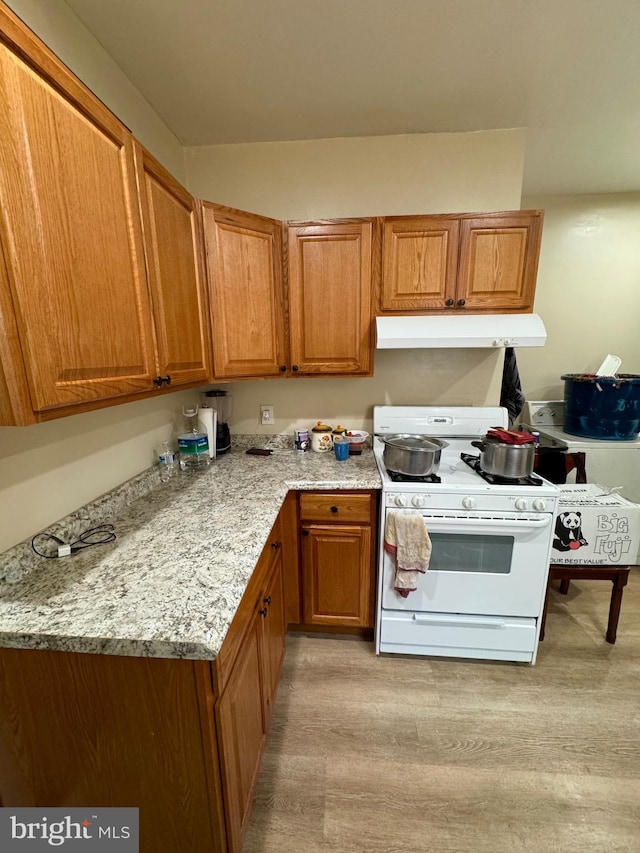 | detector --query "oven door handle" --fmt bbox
[418,515,551,534]
[413,614,506,629]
